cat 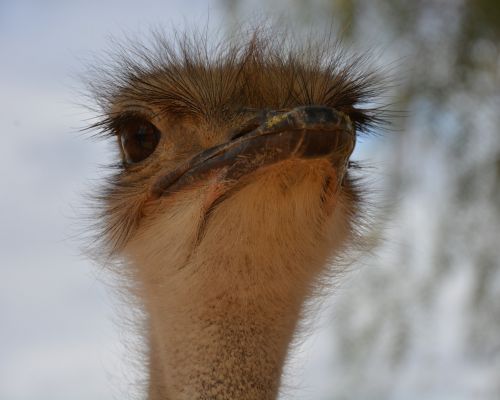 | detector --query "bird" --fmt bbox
[86,26,386,400]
